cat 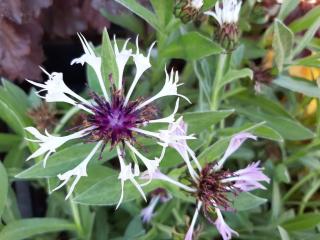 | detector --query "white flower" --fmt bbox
[25,33,190,207]
[25,127,90,167]
[190,0,204,10]
[52,141,103,199]
[205,0,242,25]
